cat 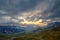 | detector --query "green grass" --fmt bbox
[0,26,60,40]
[12,26,60,40]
